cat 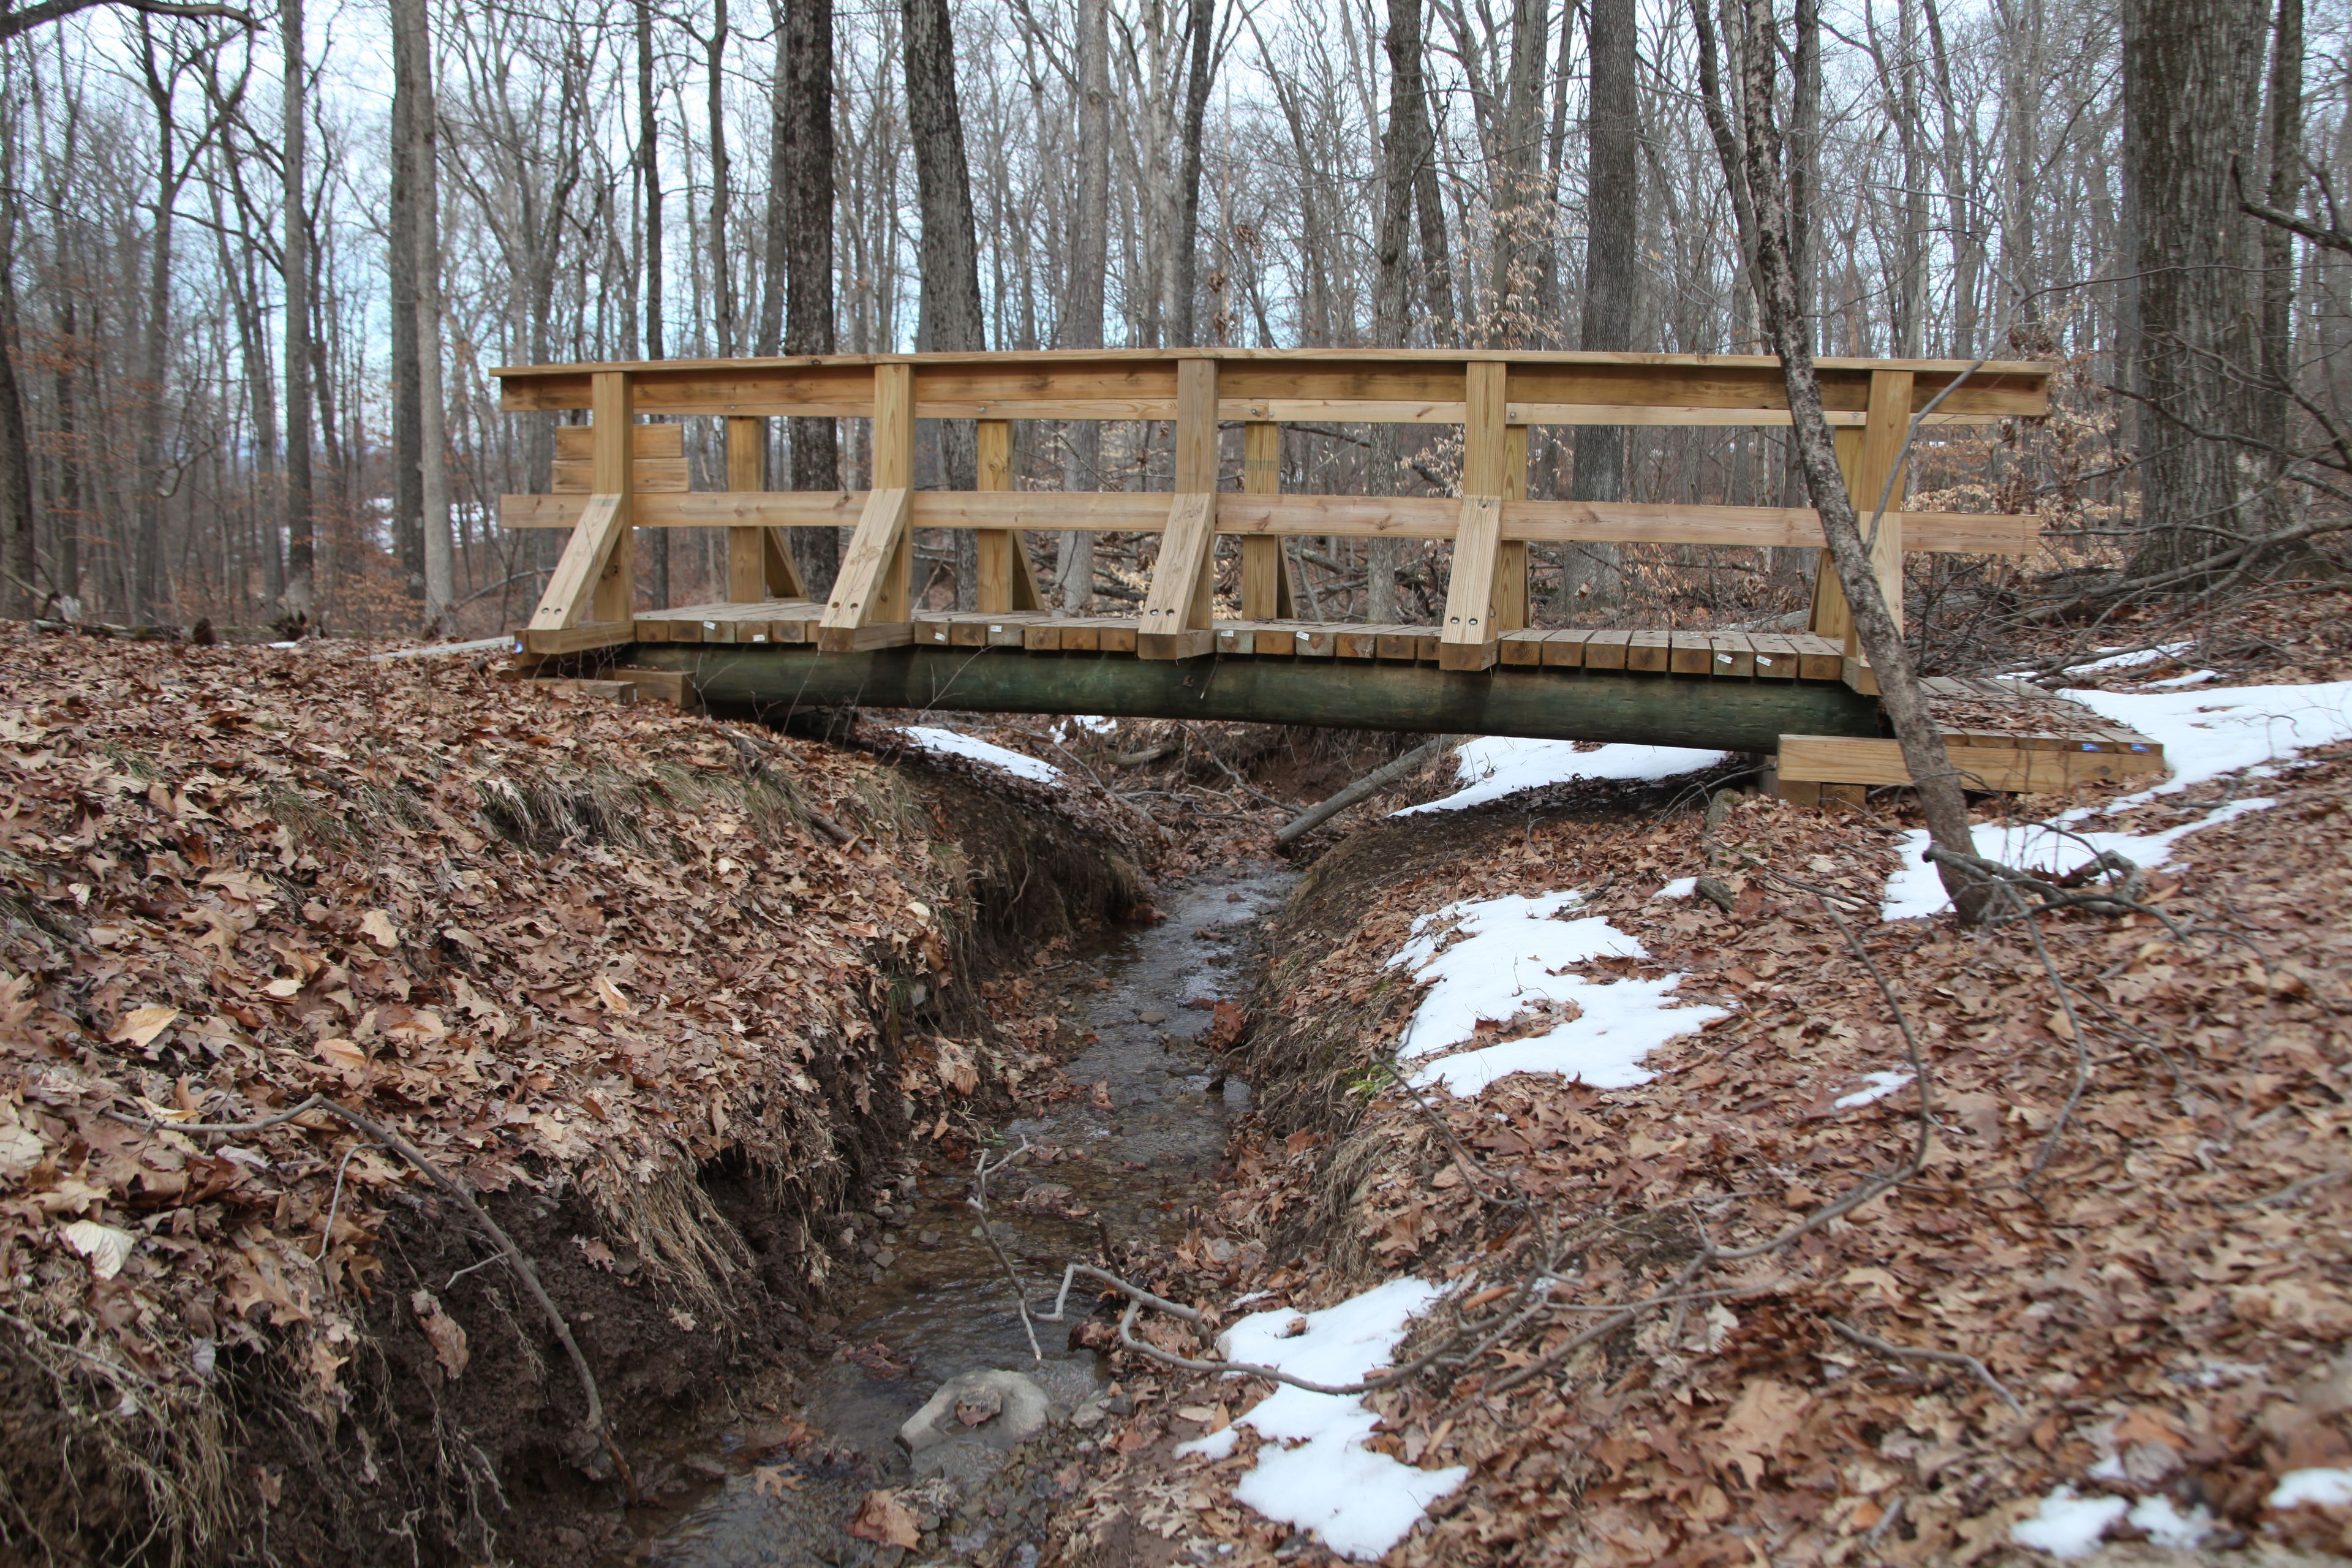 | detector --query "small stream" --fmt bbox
[621,865,1291,1566]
